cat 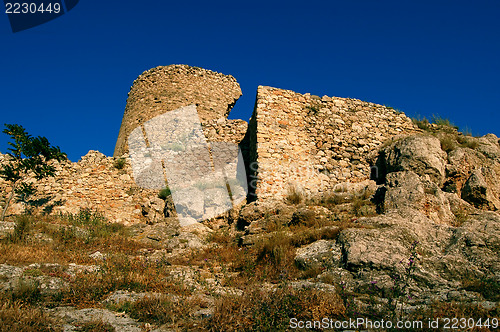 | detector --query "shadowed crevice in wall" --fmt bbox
[239,93,259,203]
